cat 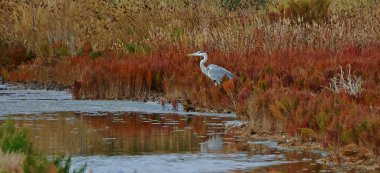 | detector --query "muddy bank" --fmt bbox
[226,123,380,172]
[3,80,164,101]
[5,81,70,92]
[3,81,377,172]
[0,83,236,117]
